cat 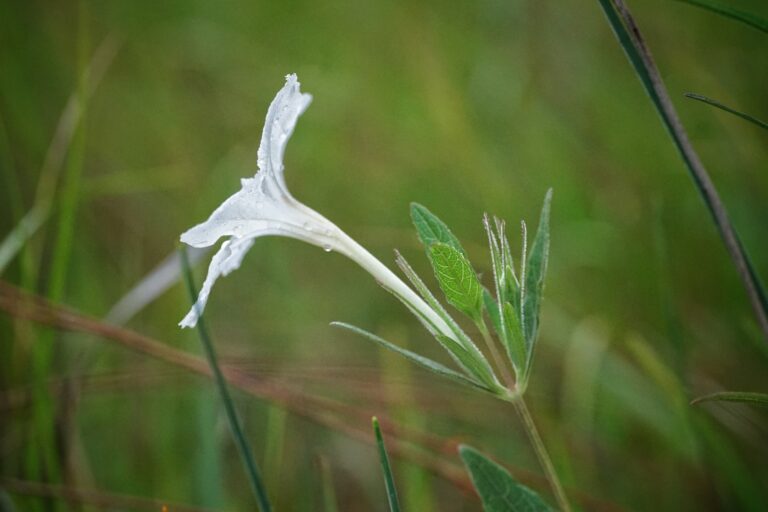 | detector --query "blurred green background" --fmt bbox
[1,0,767,510]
